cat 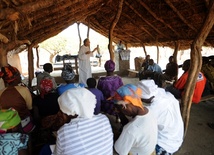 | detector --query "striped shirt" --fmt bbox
[54,114,113,155]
